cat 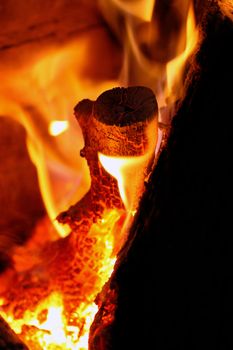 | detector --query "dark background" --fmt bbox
[90,3,233,349]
